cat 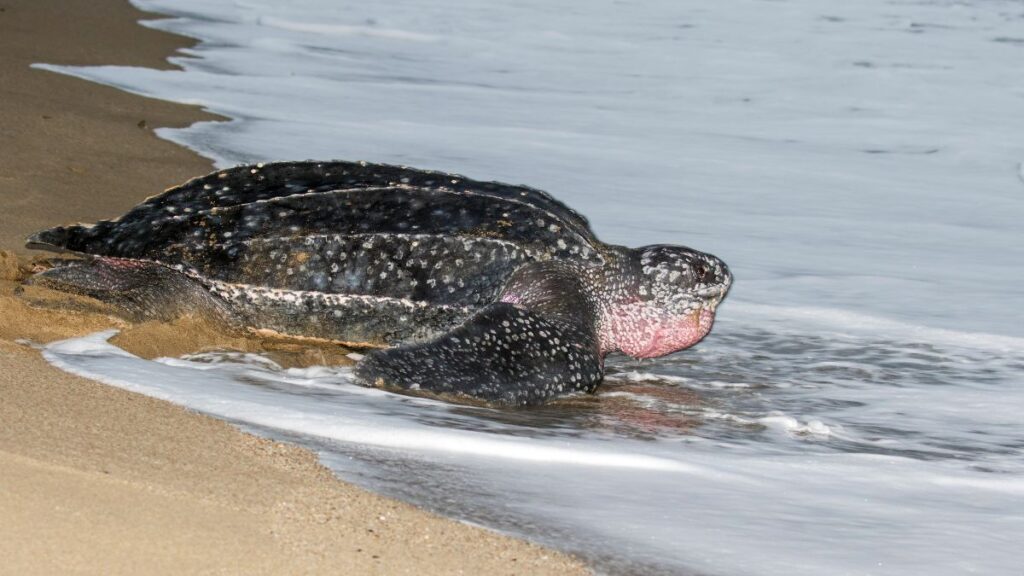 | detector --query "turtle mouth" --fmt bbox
[695,284,727,299]
[683,286,727,317]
